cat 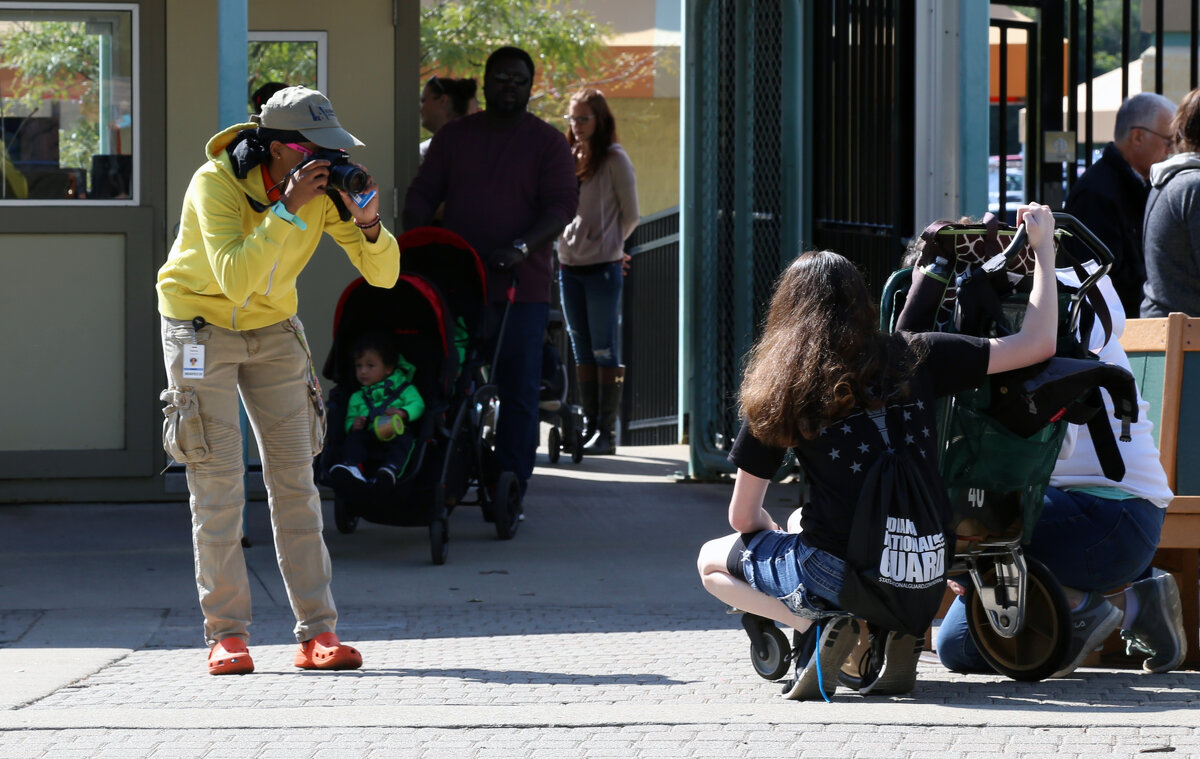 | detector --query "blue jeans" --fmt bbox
[558,261,623,367]
[937,488,1164,673]
[488,301,550,490]
[738,531,846,620]
[1025,488,1163,589]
